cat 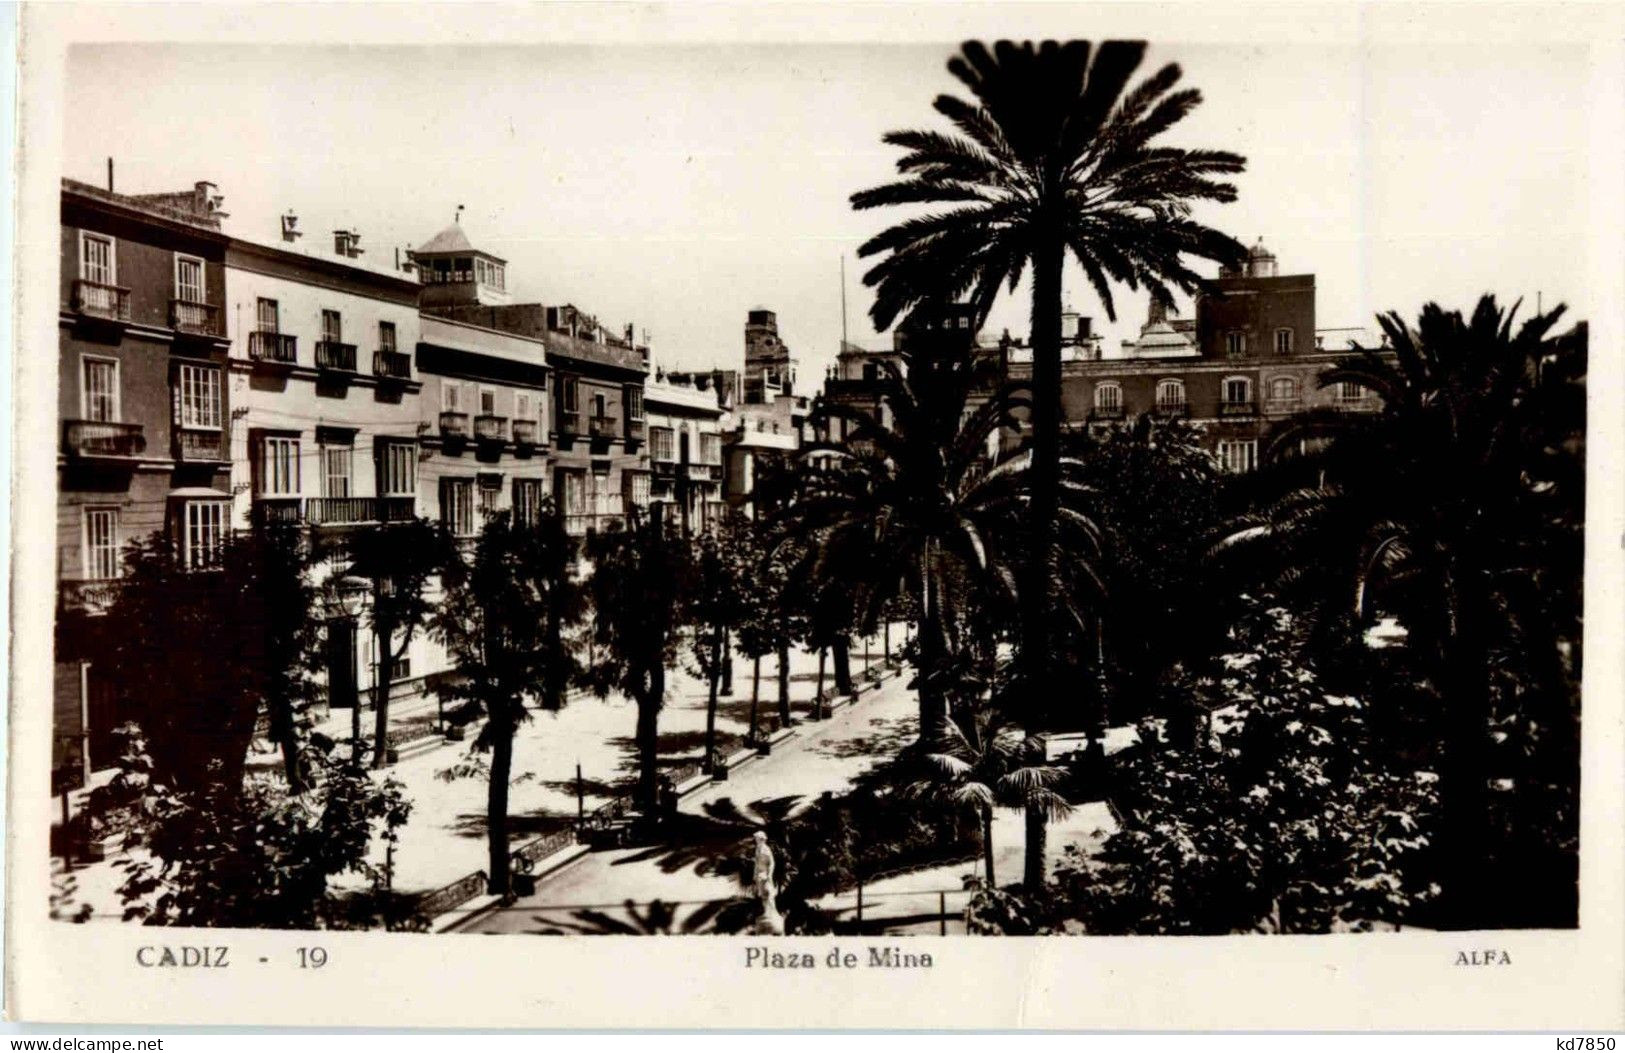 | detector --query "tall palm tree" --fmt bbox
[851,39,1247,729]
[1215,295,1583,928]
[781,336,1104,747]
